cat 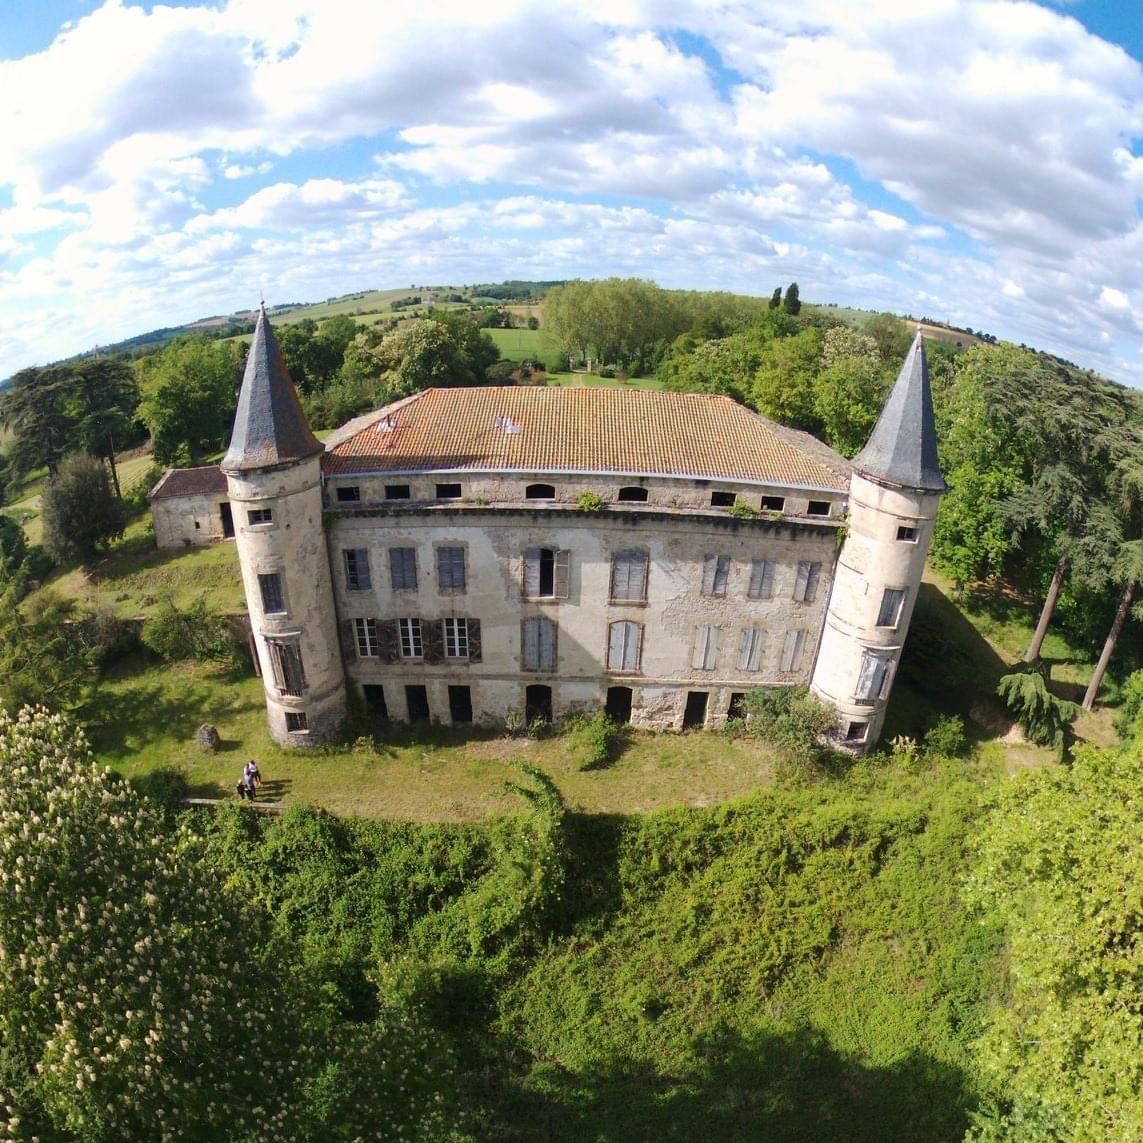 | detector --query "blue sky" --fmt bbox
[0,0,1140,383]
